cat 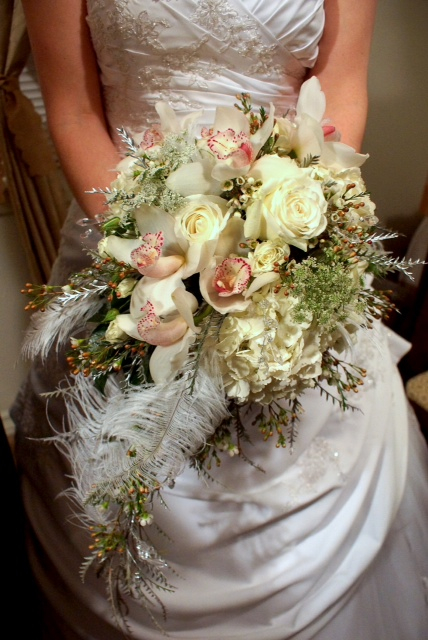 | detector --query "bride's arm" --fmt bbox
[22,0,120,218]
[310,0,378,151]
